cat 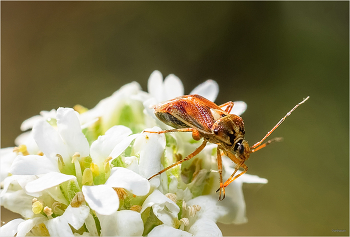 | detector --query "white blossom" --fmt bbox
[1,70,266,236]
